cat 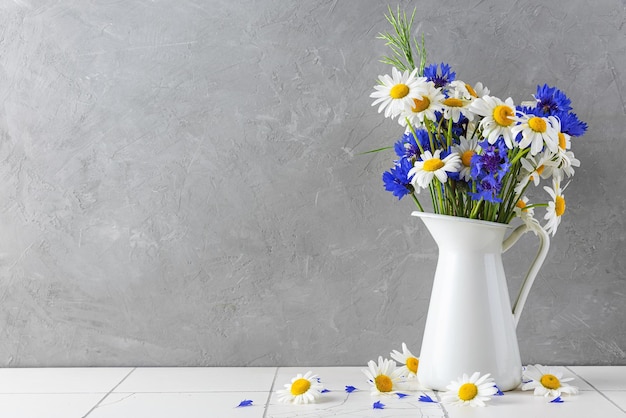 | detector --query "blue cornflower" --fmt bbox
[237,400,253,407]
[470,140,510,179]
[394,134,418,160]
[345,385,358,393]
[469,176,503,203]
[557,111,588,137]
[423,62,456,89]
[534,84,572,116]
[431,110,467,139]
[394,129,429,159]
[468,139,509,203]
[516,104,542,117]
[382,158,415,200]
